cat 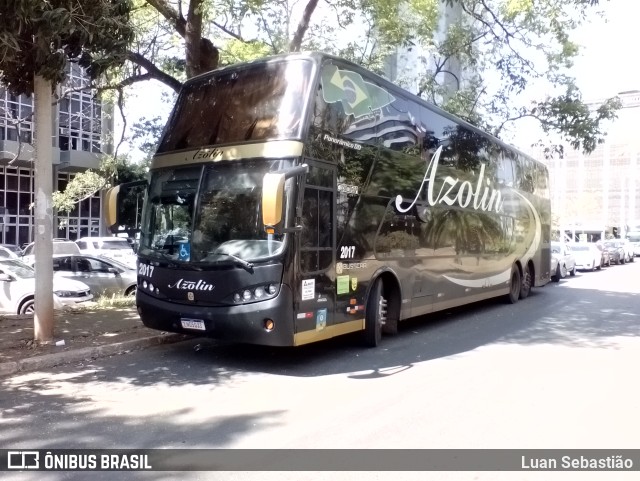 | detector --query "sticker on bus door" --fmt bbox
[316,309,327,331]
[301,279,315,300]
